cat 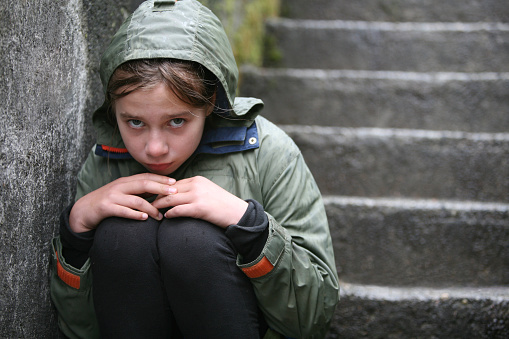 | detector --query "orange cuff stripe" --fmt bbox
[101,145,129,153]
[242,256,274,278]
[55,251,81,289]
